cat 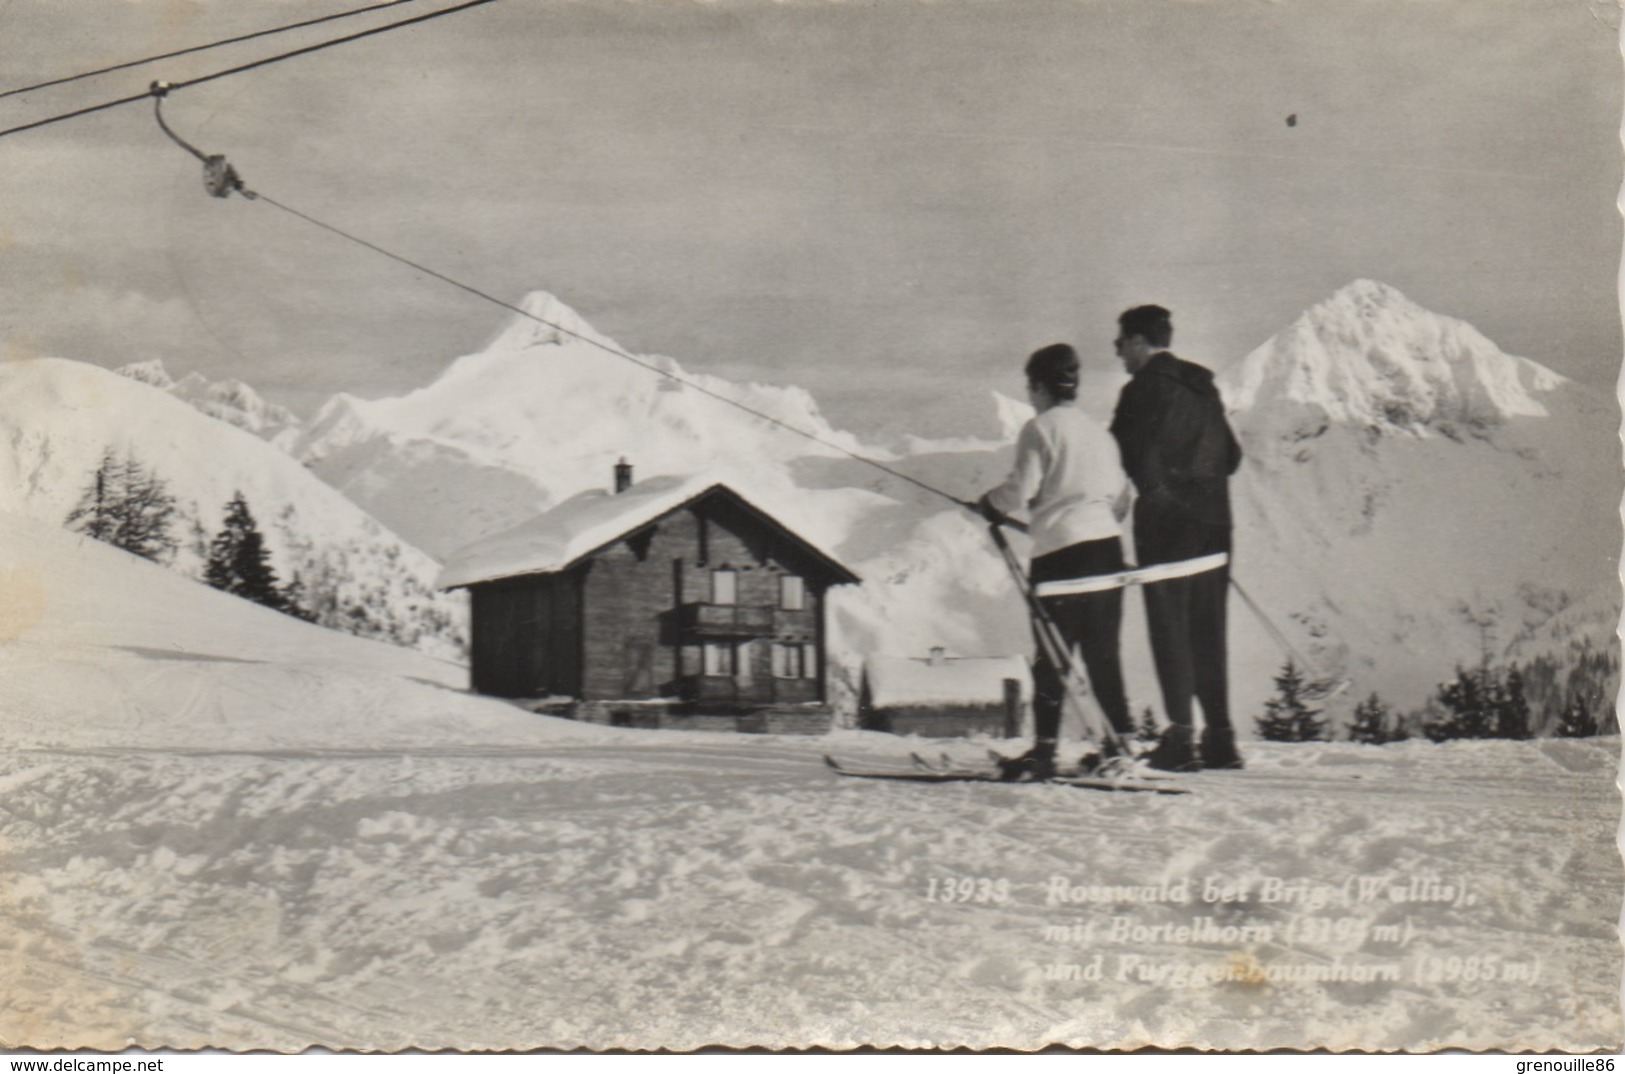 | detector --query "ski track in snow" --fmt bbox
[1,735,1617,1052]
